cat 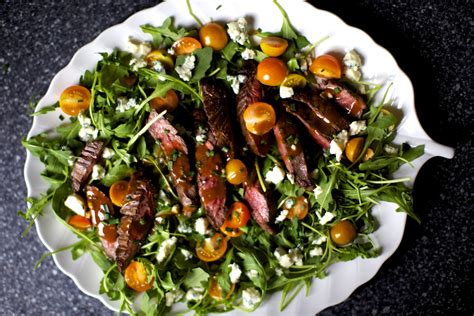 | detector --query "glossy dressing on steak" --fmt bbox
[193,109,227,229]
[244,172,277,234]
[273,114,313,189]
[147,110,198,216]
